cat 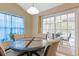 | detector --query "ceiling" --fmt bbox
[18,3,63,14]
